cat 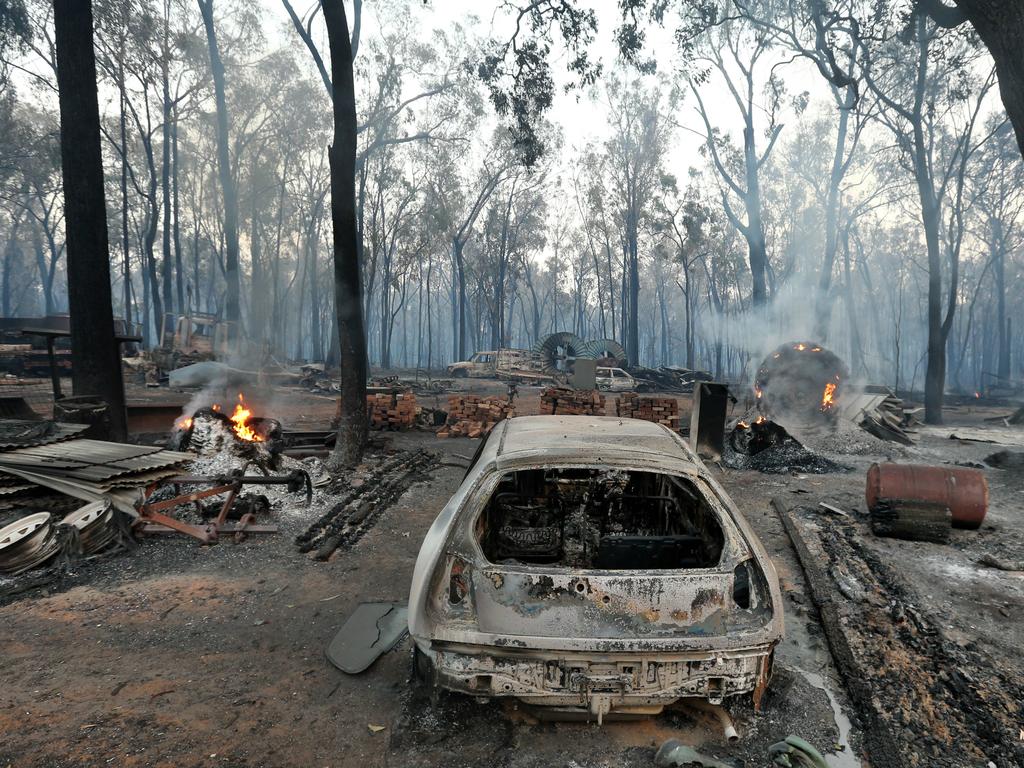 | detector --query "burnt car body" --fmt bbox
[408,416,783,722]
